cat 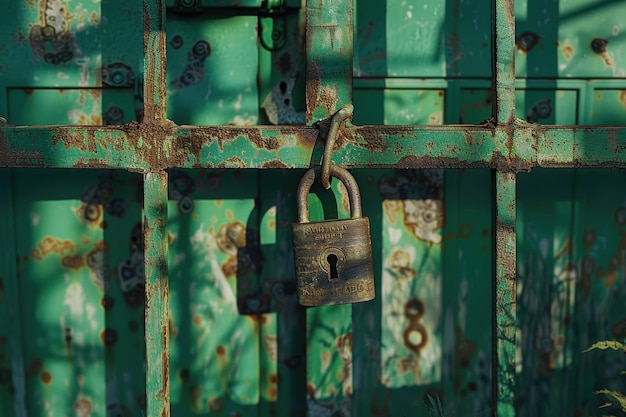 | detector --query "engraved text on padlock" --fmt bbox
[292,166,375,306]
